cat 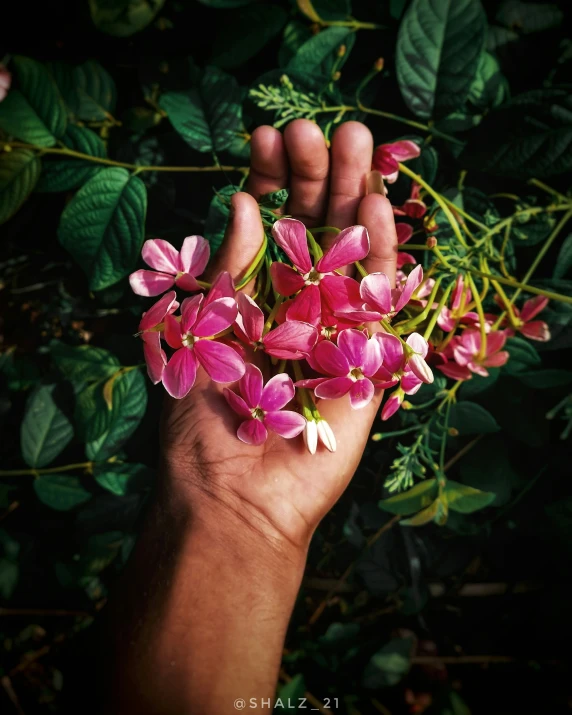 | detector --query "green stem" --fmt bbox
[395,276,443,333]
[440,195,488,232]
[465,267,572,305]
[423,282,453,341]
[306,229,323,261]
[263,296,285,333]
[467,273,487,360]
[0,461,94,477]
[528,179,568,203]
[356,103,464,146]
[320,19,384,30]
